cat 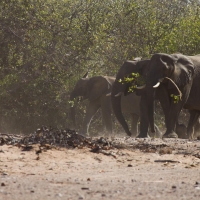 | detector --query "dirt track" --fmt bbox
[0,137,200,200]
